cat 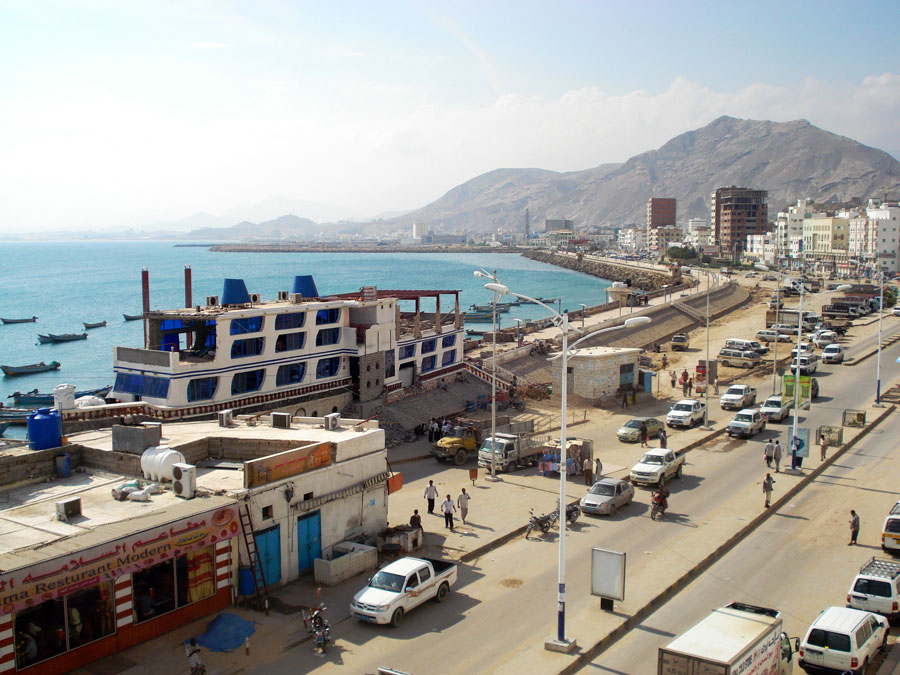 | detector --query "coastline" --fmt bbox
[208,244,521,253]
